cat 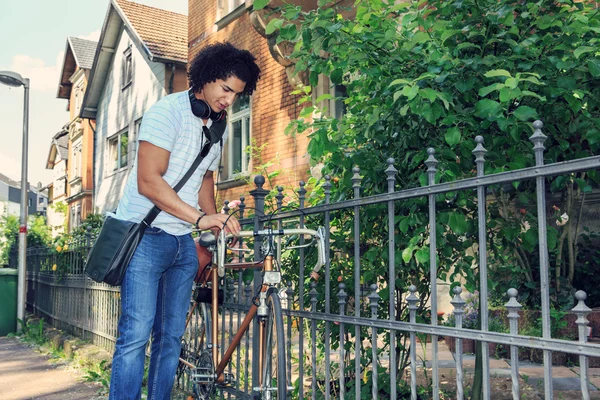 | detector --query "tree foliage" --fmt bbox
[262,0,600,394]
